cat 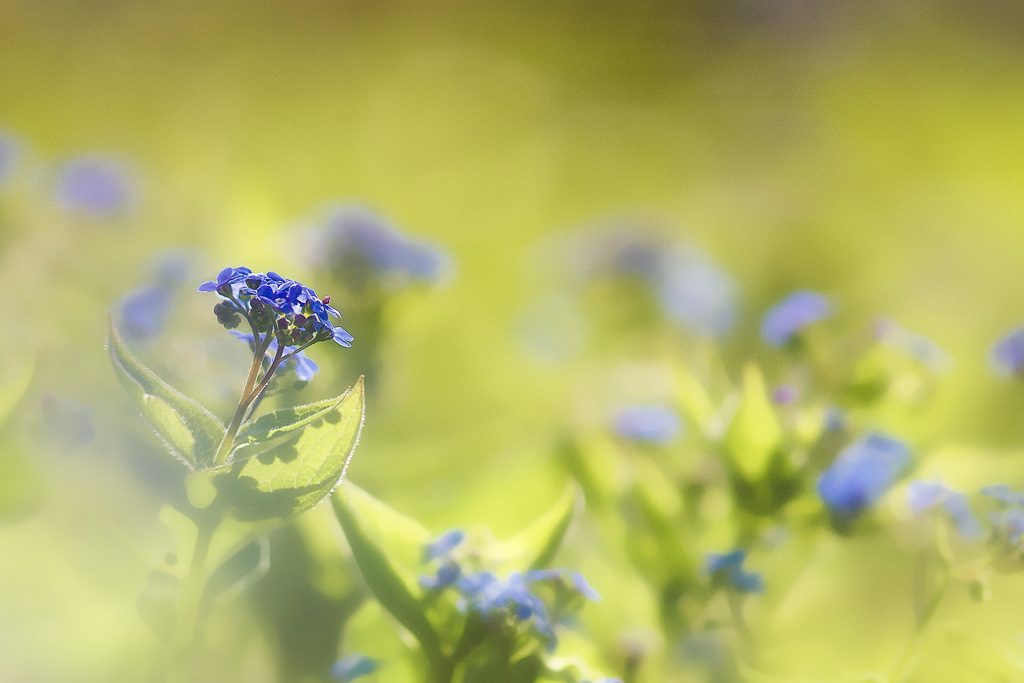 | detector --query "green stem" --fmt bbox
[167,522,215,683]
[214,334,273,465]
